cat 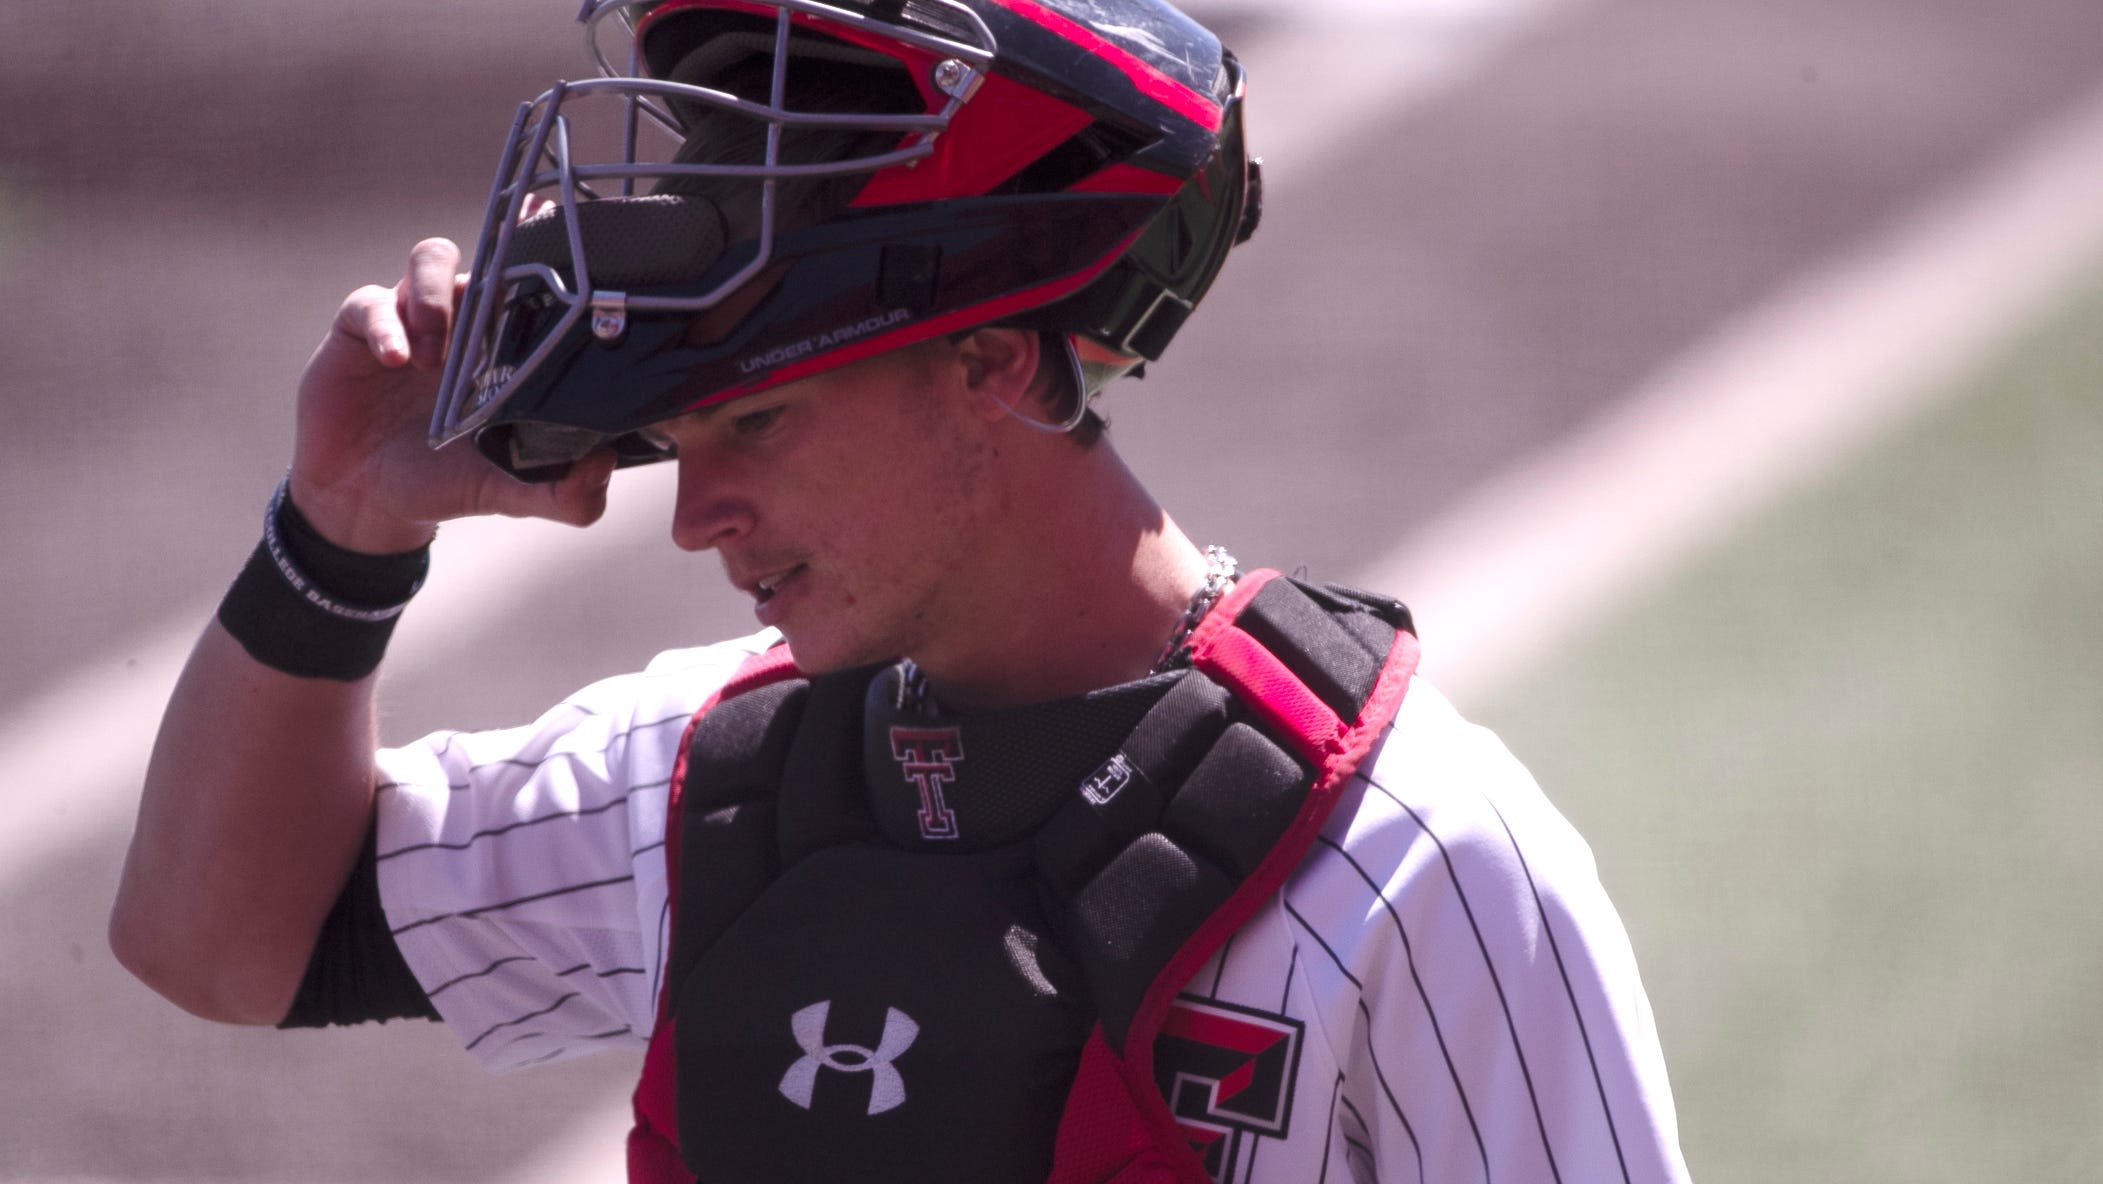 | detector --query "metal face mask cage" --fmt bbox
[428,0,997,478]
